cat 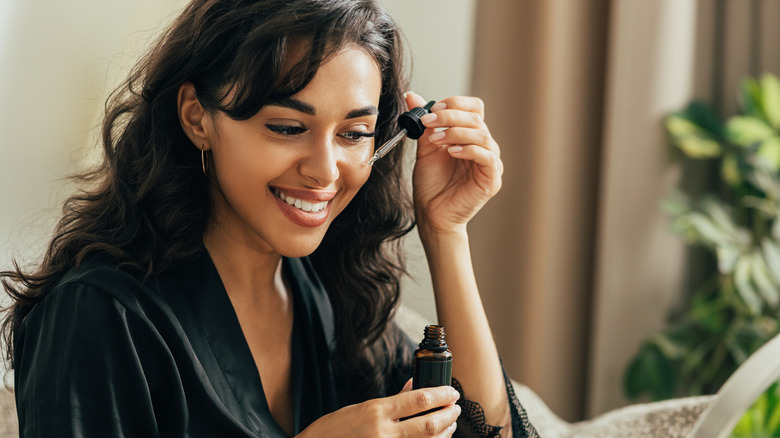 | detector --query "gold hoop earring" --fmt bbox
[201,146,208,175]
